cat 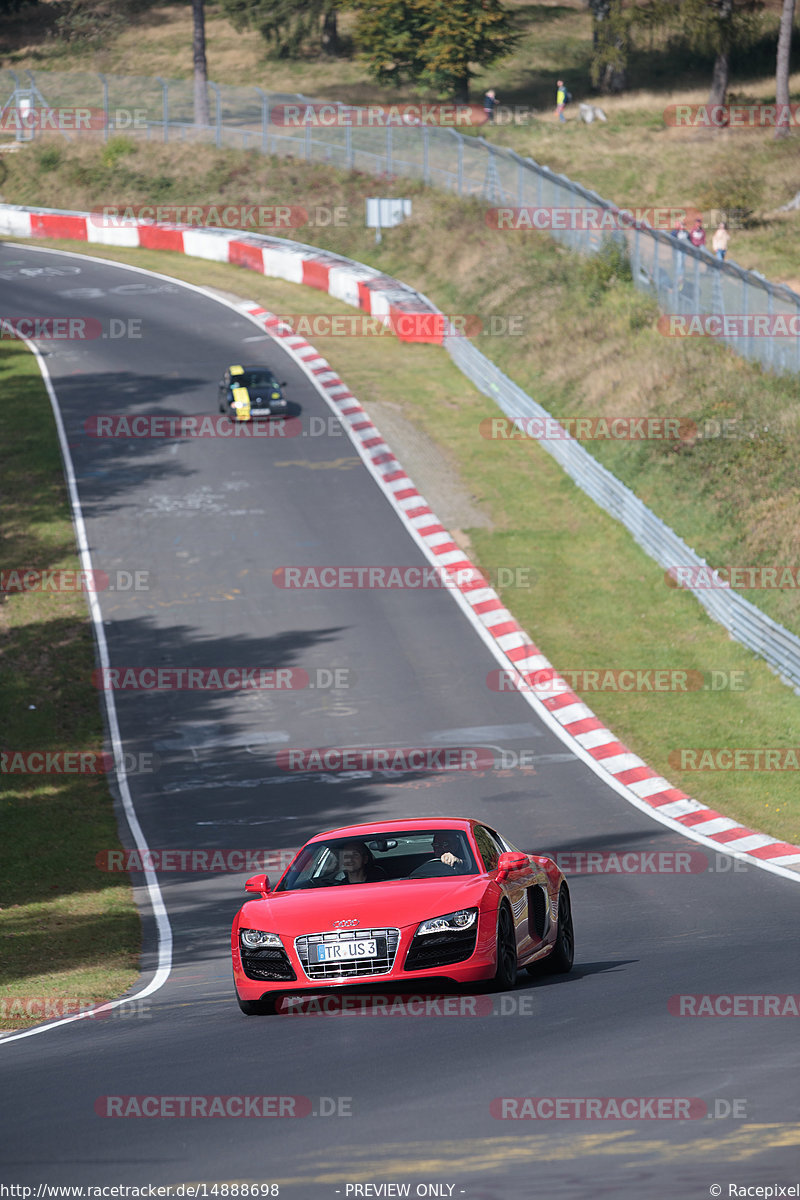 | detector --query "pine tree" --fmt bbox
[346,0,518,101]
[220,0,341,58]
